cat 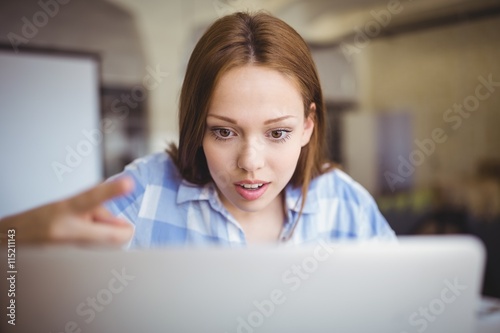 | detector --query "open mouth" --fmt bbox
[234,181,270,200]
[239,183,264,190]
